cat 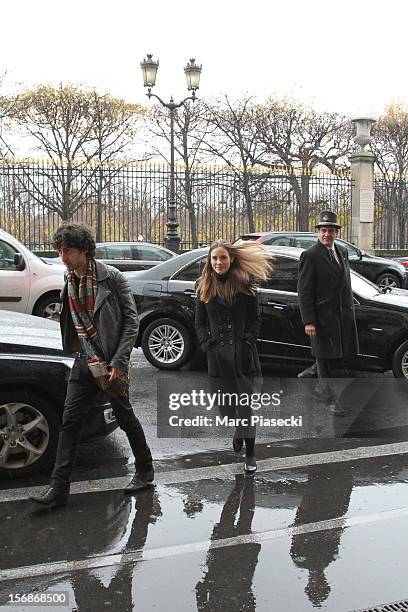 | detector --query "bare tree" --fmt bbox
[9,84,99,219]
[371,103,408,248]
[87,91,144,240]
[8,84,145,230]
[255,97,352,230]
[202,95,272,233]
[0,72,21,157]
